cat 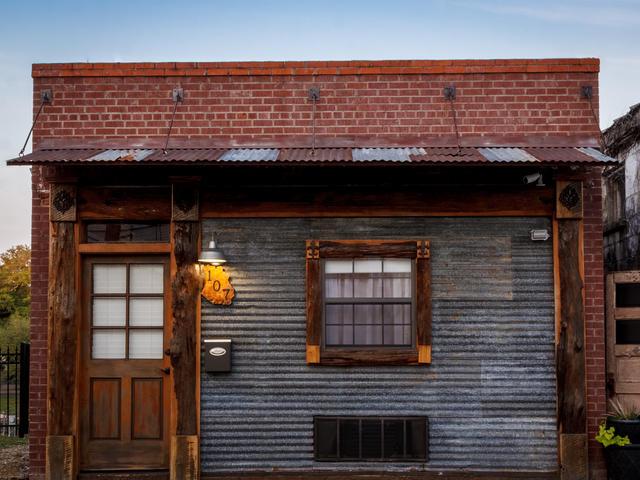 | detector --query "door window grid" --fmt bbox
[323,258,414,347]
[91,263,164,359]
